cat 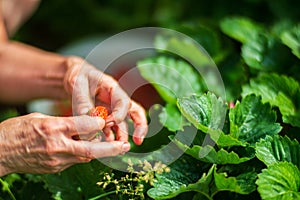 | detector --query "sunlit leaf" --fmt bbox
[256,162,300,199]
[256,135,300,169]
[214,168,257,195]
[137,56,204,104]
[229,94,282,144]
[177,92,227,132]
[242,73,300,127]
[241,34,294,72]
[281,24,300,59]
[220,16,266,43]
[159,103,190,132]
[173,139,254,164]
